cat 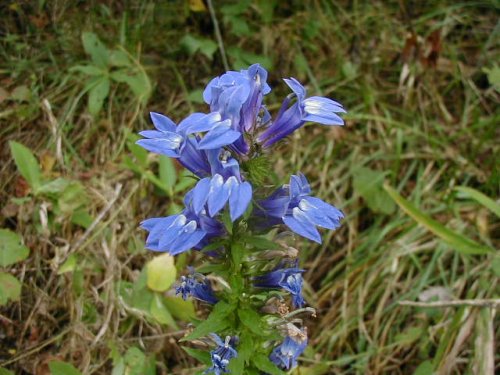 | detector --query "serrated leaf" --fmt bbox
[384,184,492,255]
[252,353,285,375]
[181,301,234,341]
[0,272,22,305]
[82,32,109,68]
[150,294,178,328]
[238,308,263,335]
[9,141,41,191]
[146,253,176,292]
[0,229,30,267]
[88,78,110,116]
[48,361,83,375]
